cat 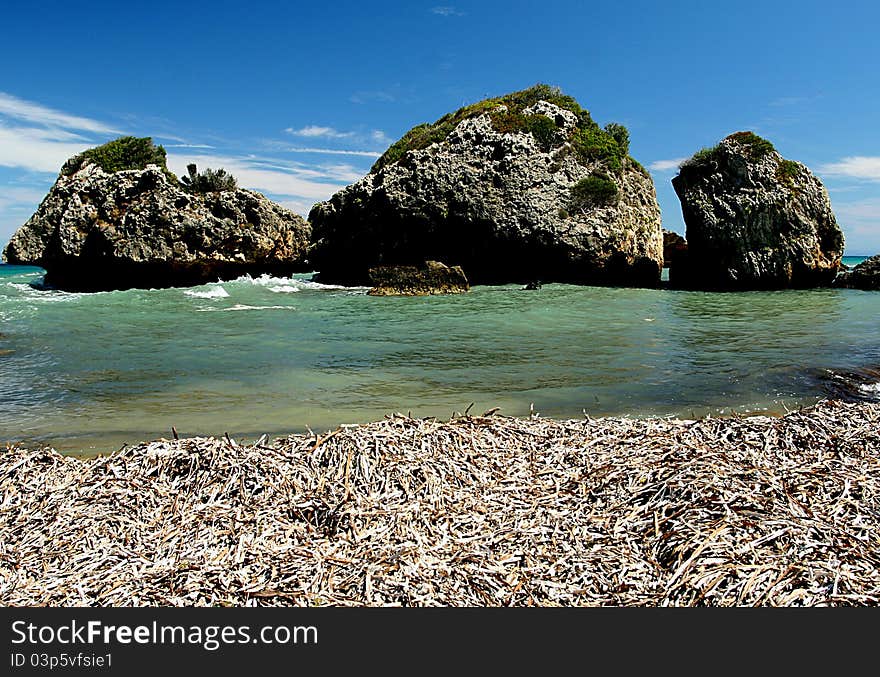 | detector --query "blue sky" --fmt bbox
[1,0,879,253]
